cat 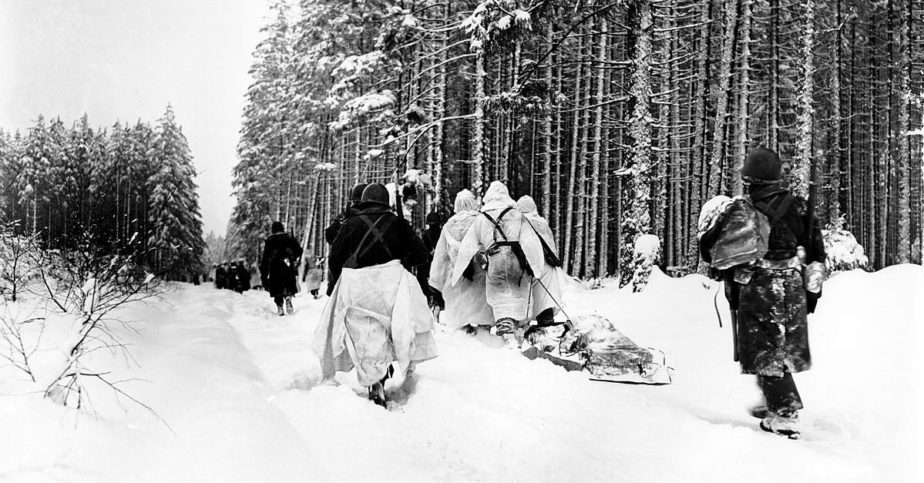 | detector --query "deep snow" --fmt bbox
[1,265,922,482]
